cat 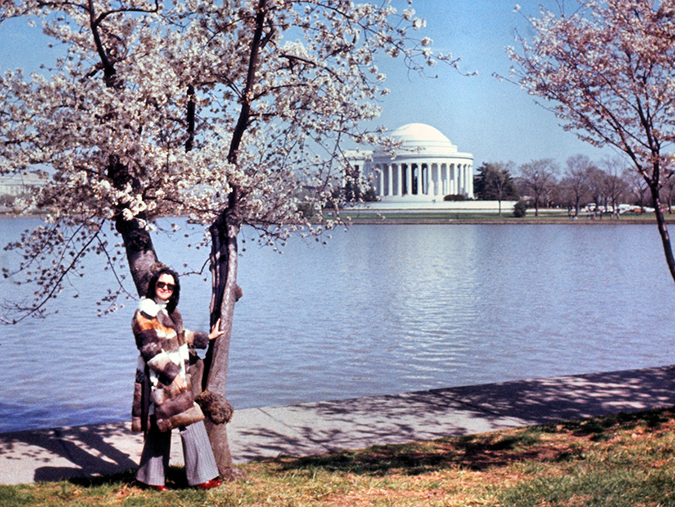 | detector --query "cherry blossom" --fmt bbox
[507,0,675,281]
[0,0,453,475]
